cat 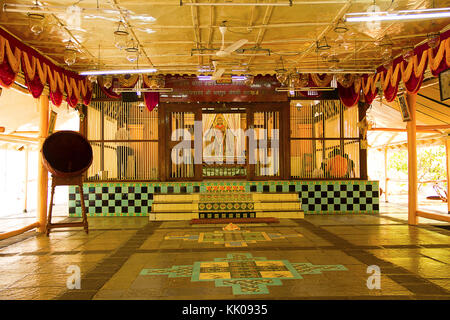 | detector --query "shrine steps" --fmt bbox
[149,192,304,221]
